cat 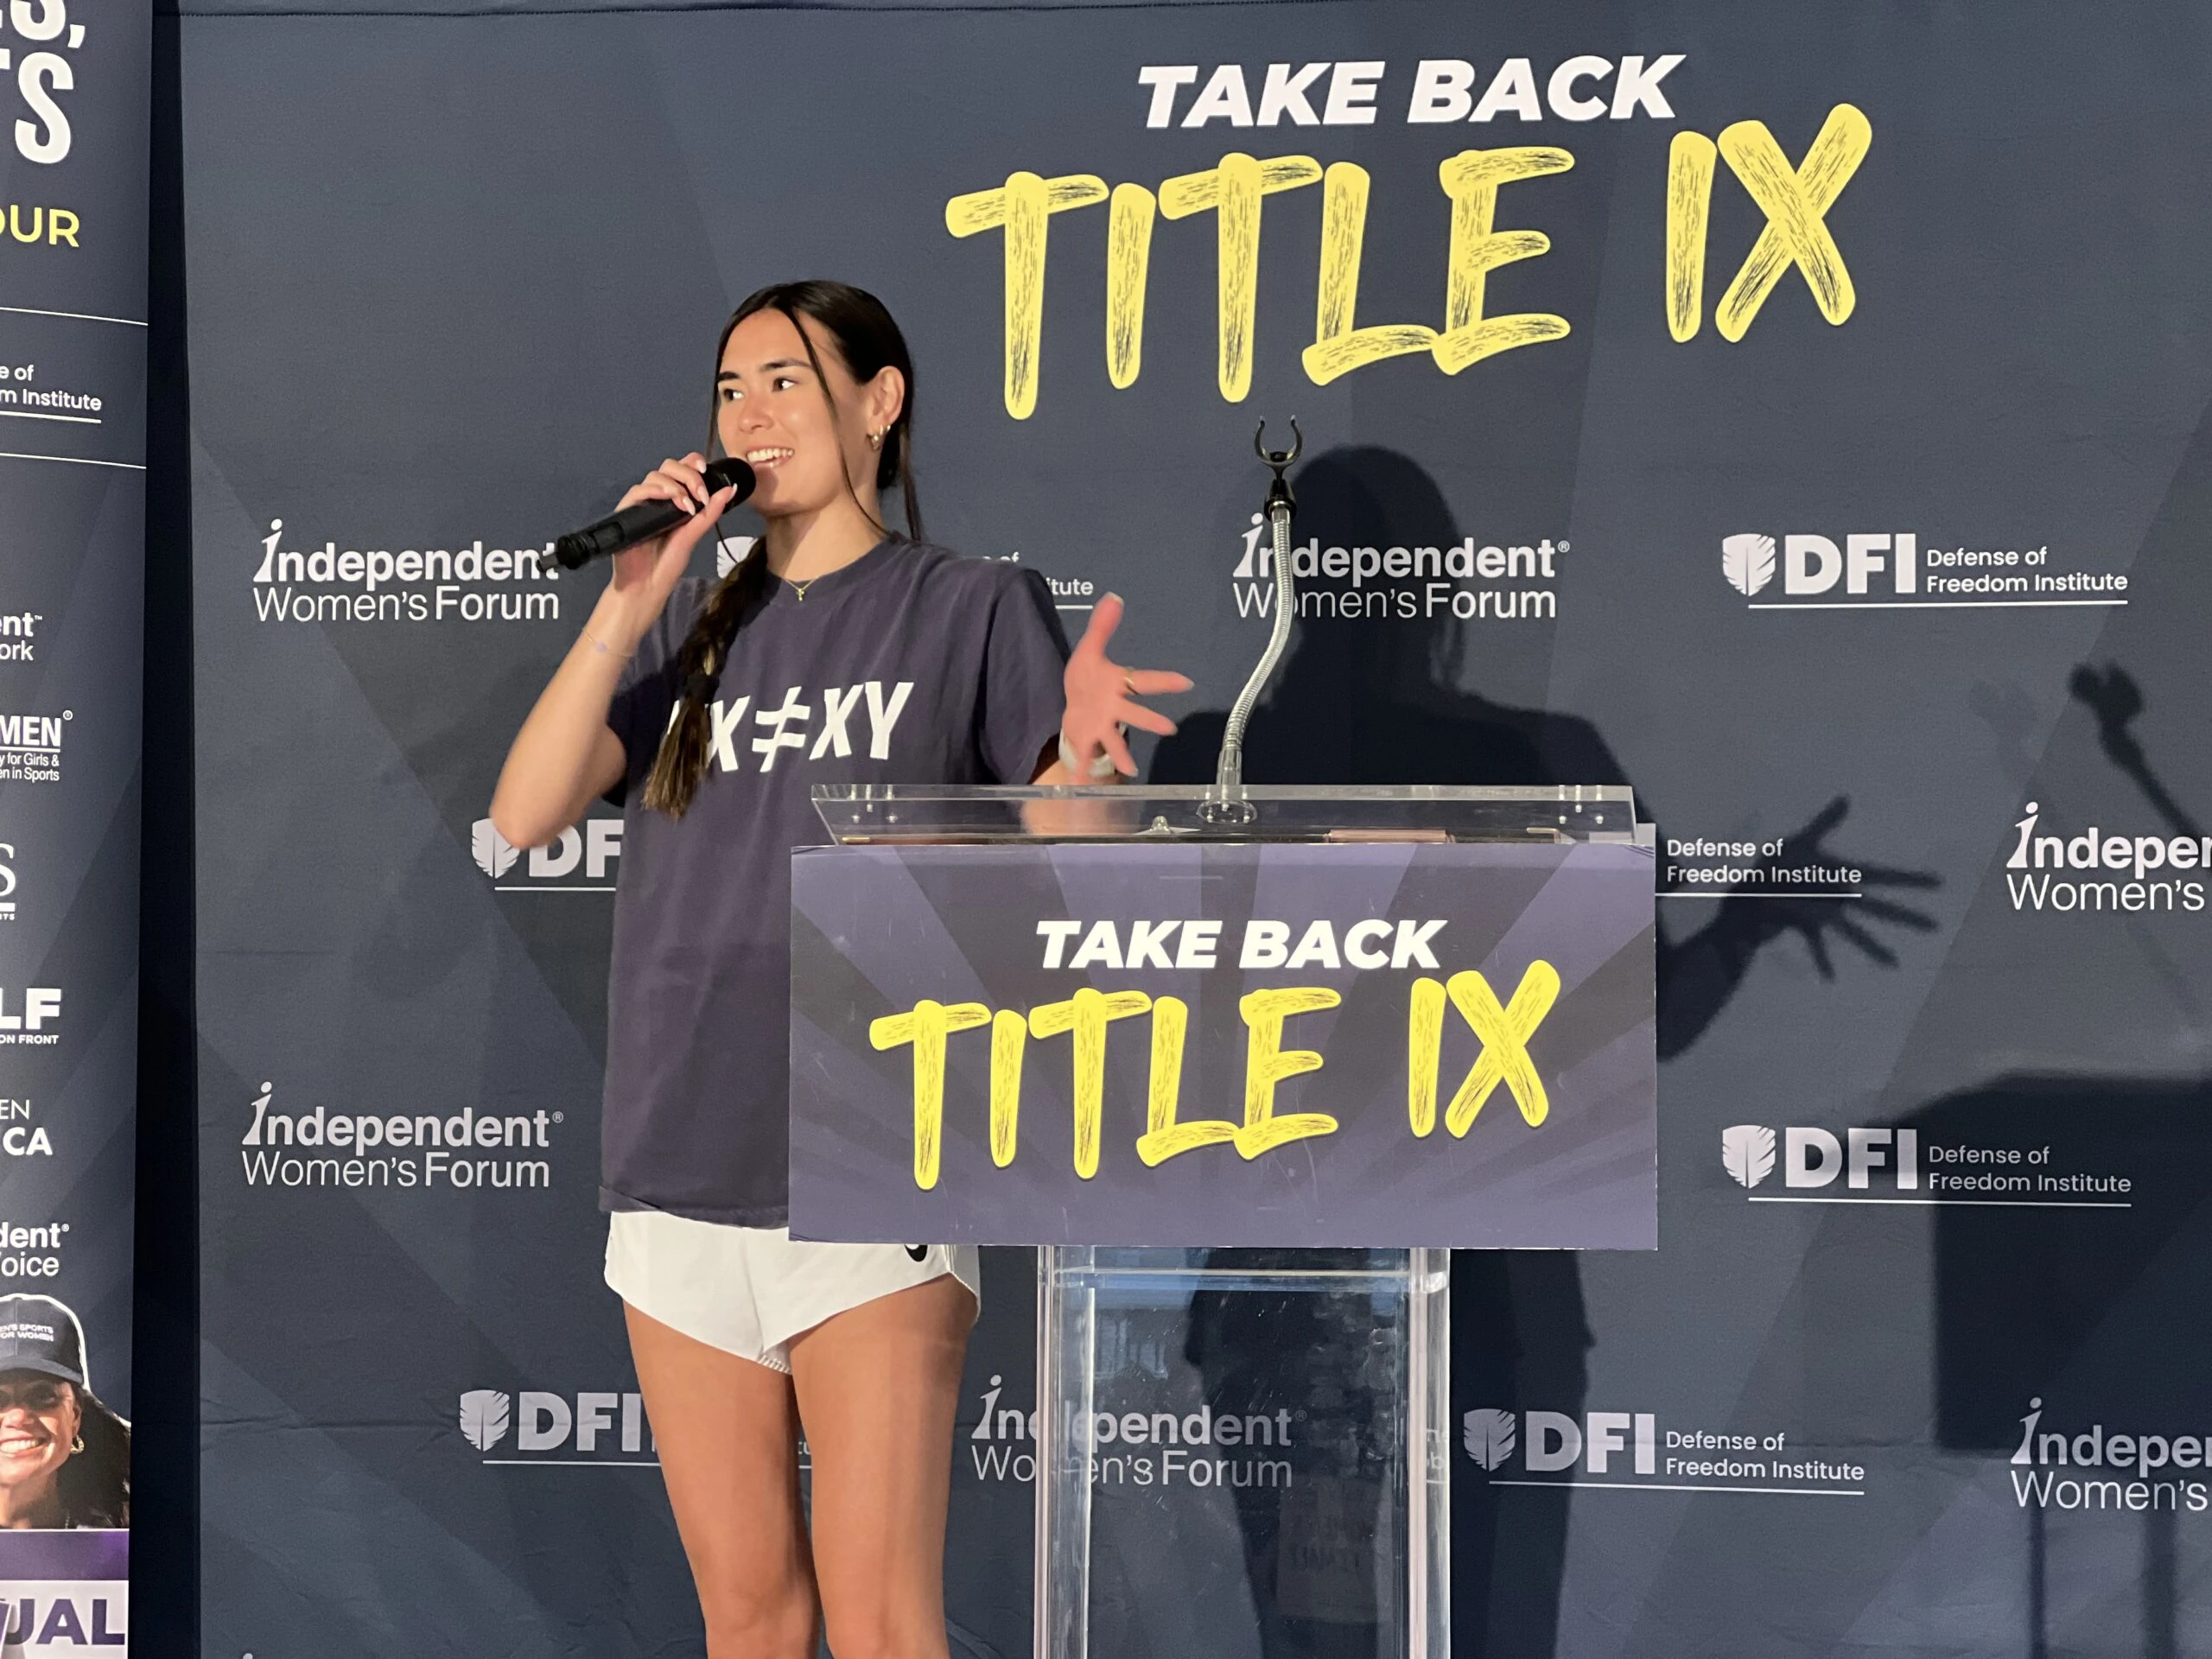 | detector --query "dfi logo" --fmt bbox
[471,817,622,889]
[1722,1124,1920,1191]
[458,1389,511,1452]
[1462,1408,1517,1470]
[1462,1408,1656,1473]
[1722,532,1917,599]
[459,1389,652,1456]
